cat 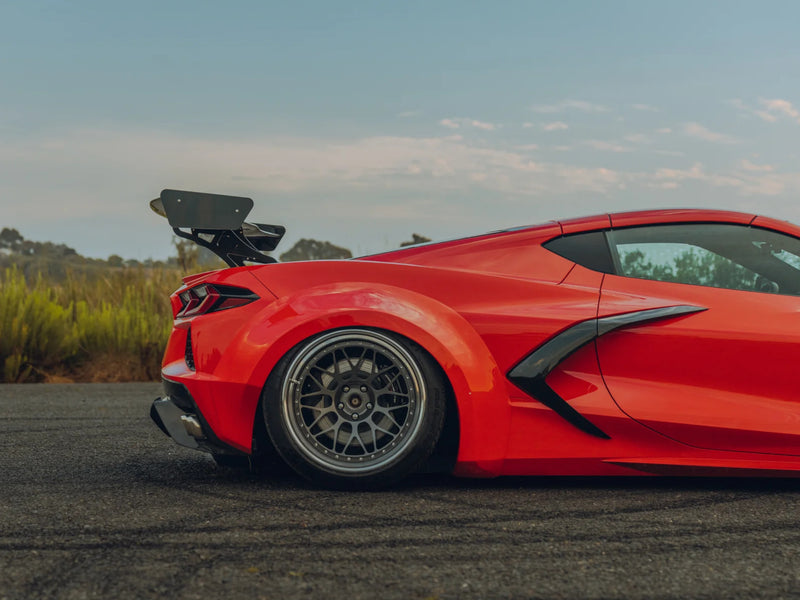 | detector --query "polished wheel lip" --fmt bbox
[280,329,427,475]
